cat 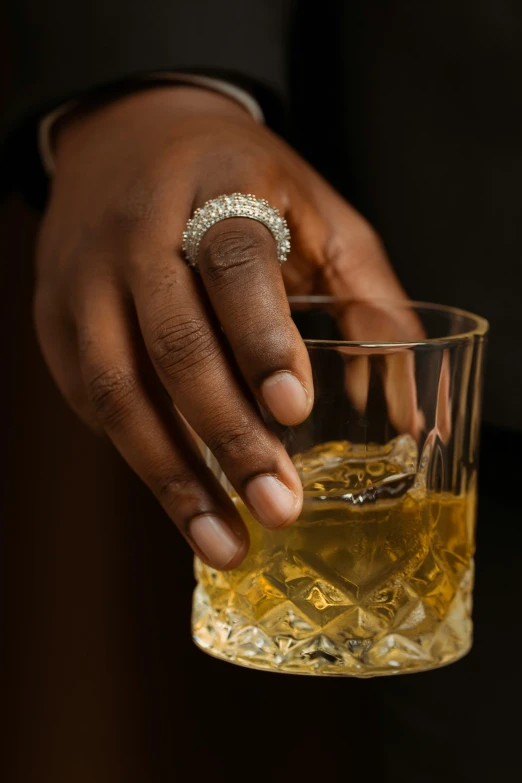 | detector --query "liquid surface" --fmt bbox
[192,437,475,676]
